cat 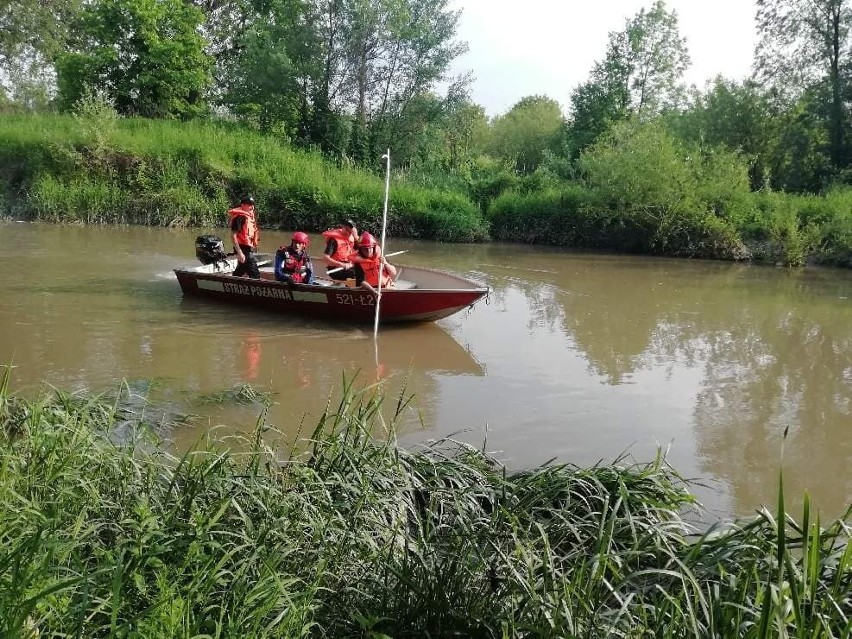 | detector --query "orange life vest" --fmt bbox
[357,253,393,287]
[228,207,260,248]
[321,228,356,263]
